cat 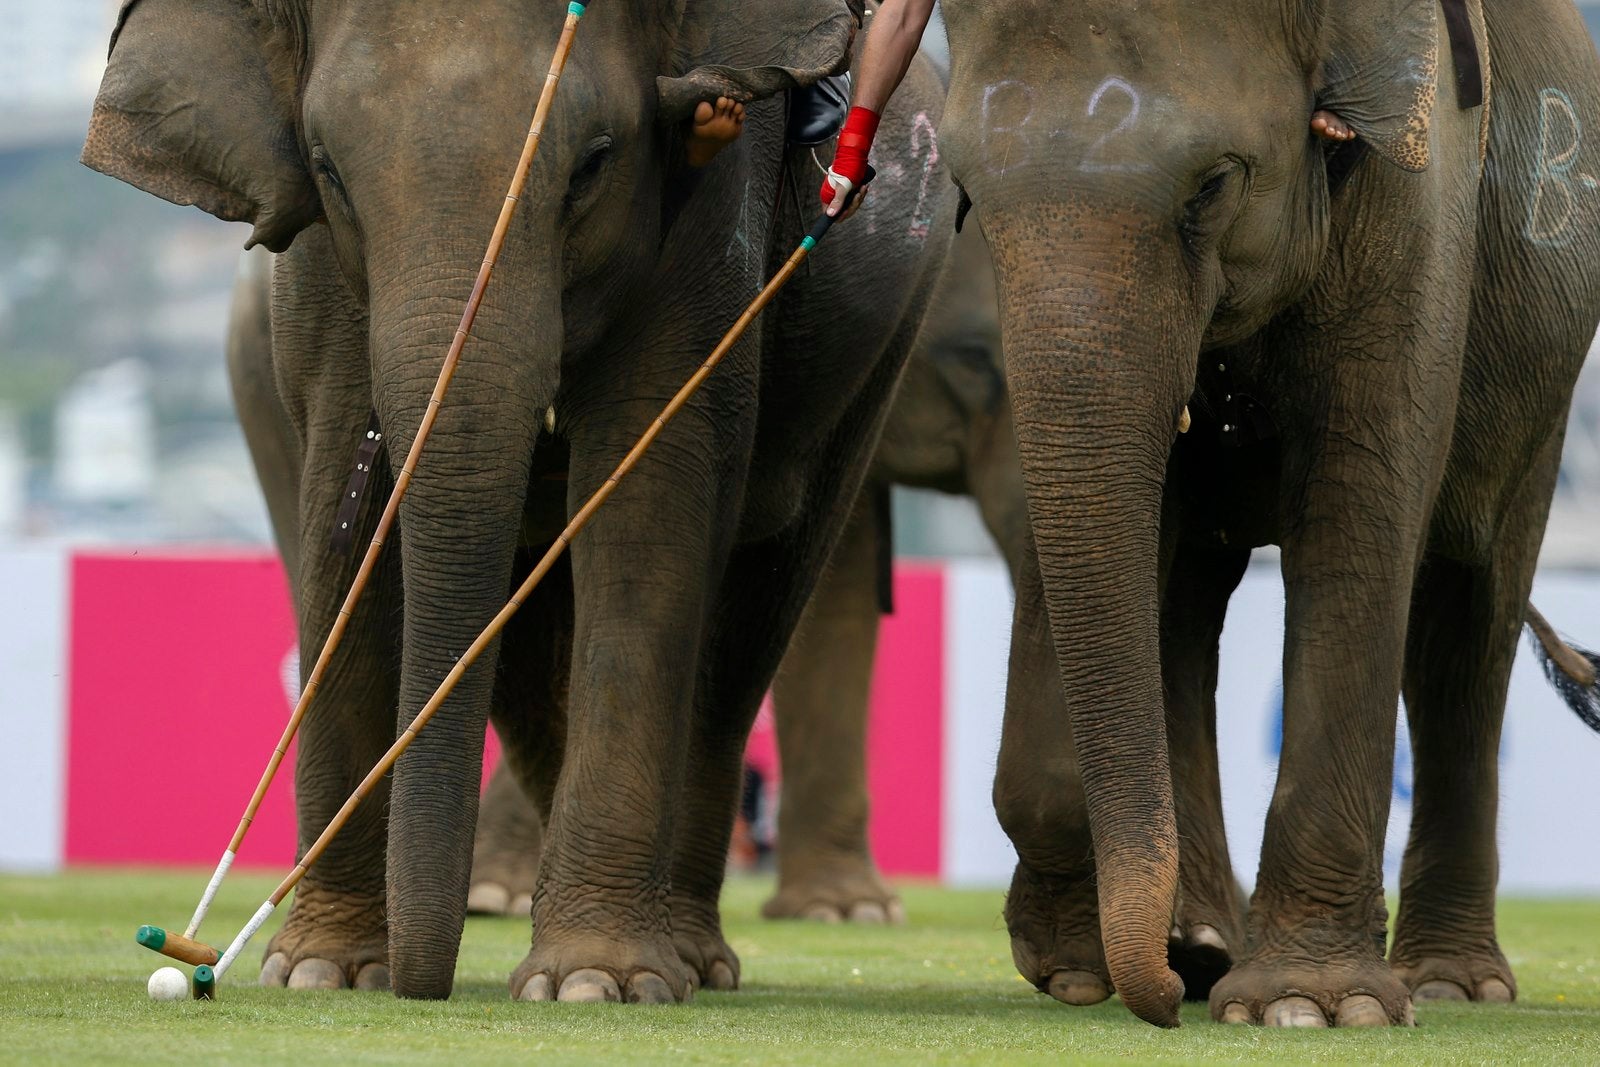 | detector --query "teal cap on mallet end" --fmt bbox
[192,965,216,1000]
[136,925,168,951]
